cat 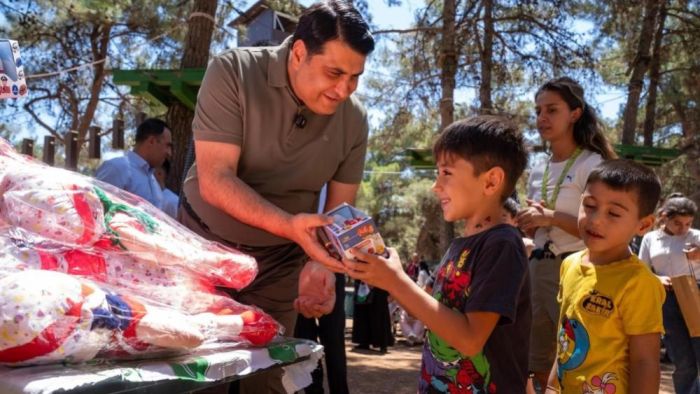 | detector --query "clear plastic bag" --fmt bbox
[0,138,281,366]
